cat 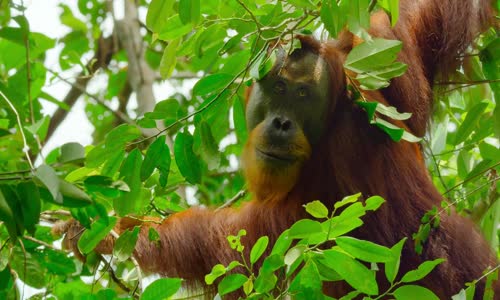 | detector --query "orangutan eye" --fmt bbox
[273,81,286,95]
[297,87,309,97]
